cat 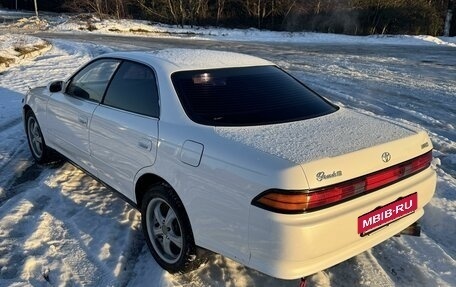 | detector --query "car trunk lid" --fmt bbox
[216,107,433,191]
[216,107,418,170]
[300,130,432,190]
